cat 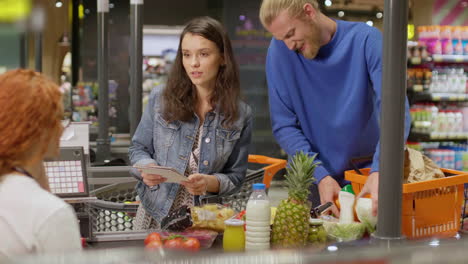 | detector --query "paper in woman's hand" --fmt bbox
[133,165,186,183]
